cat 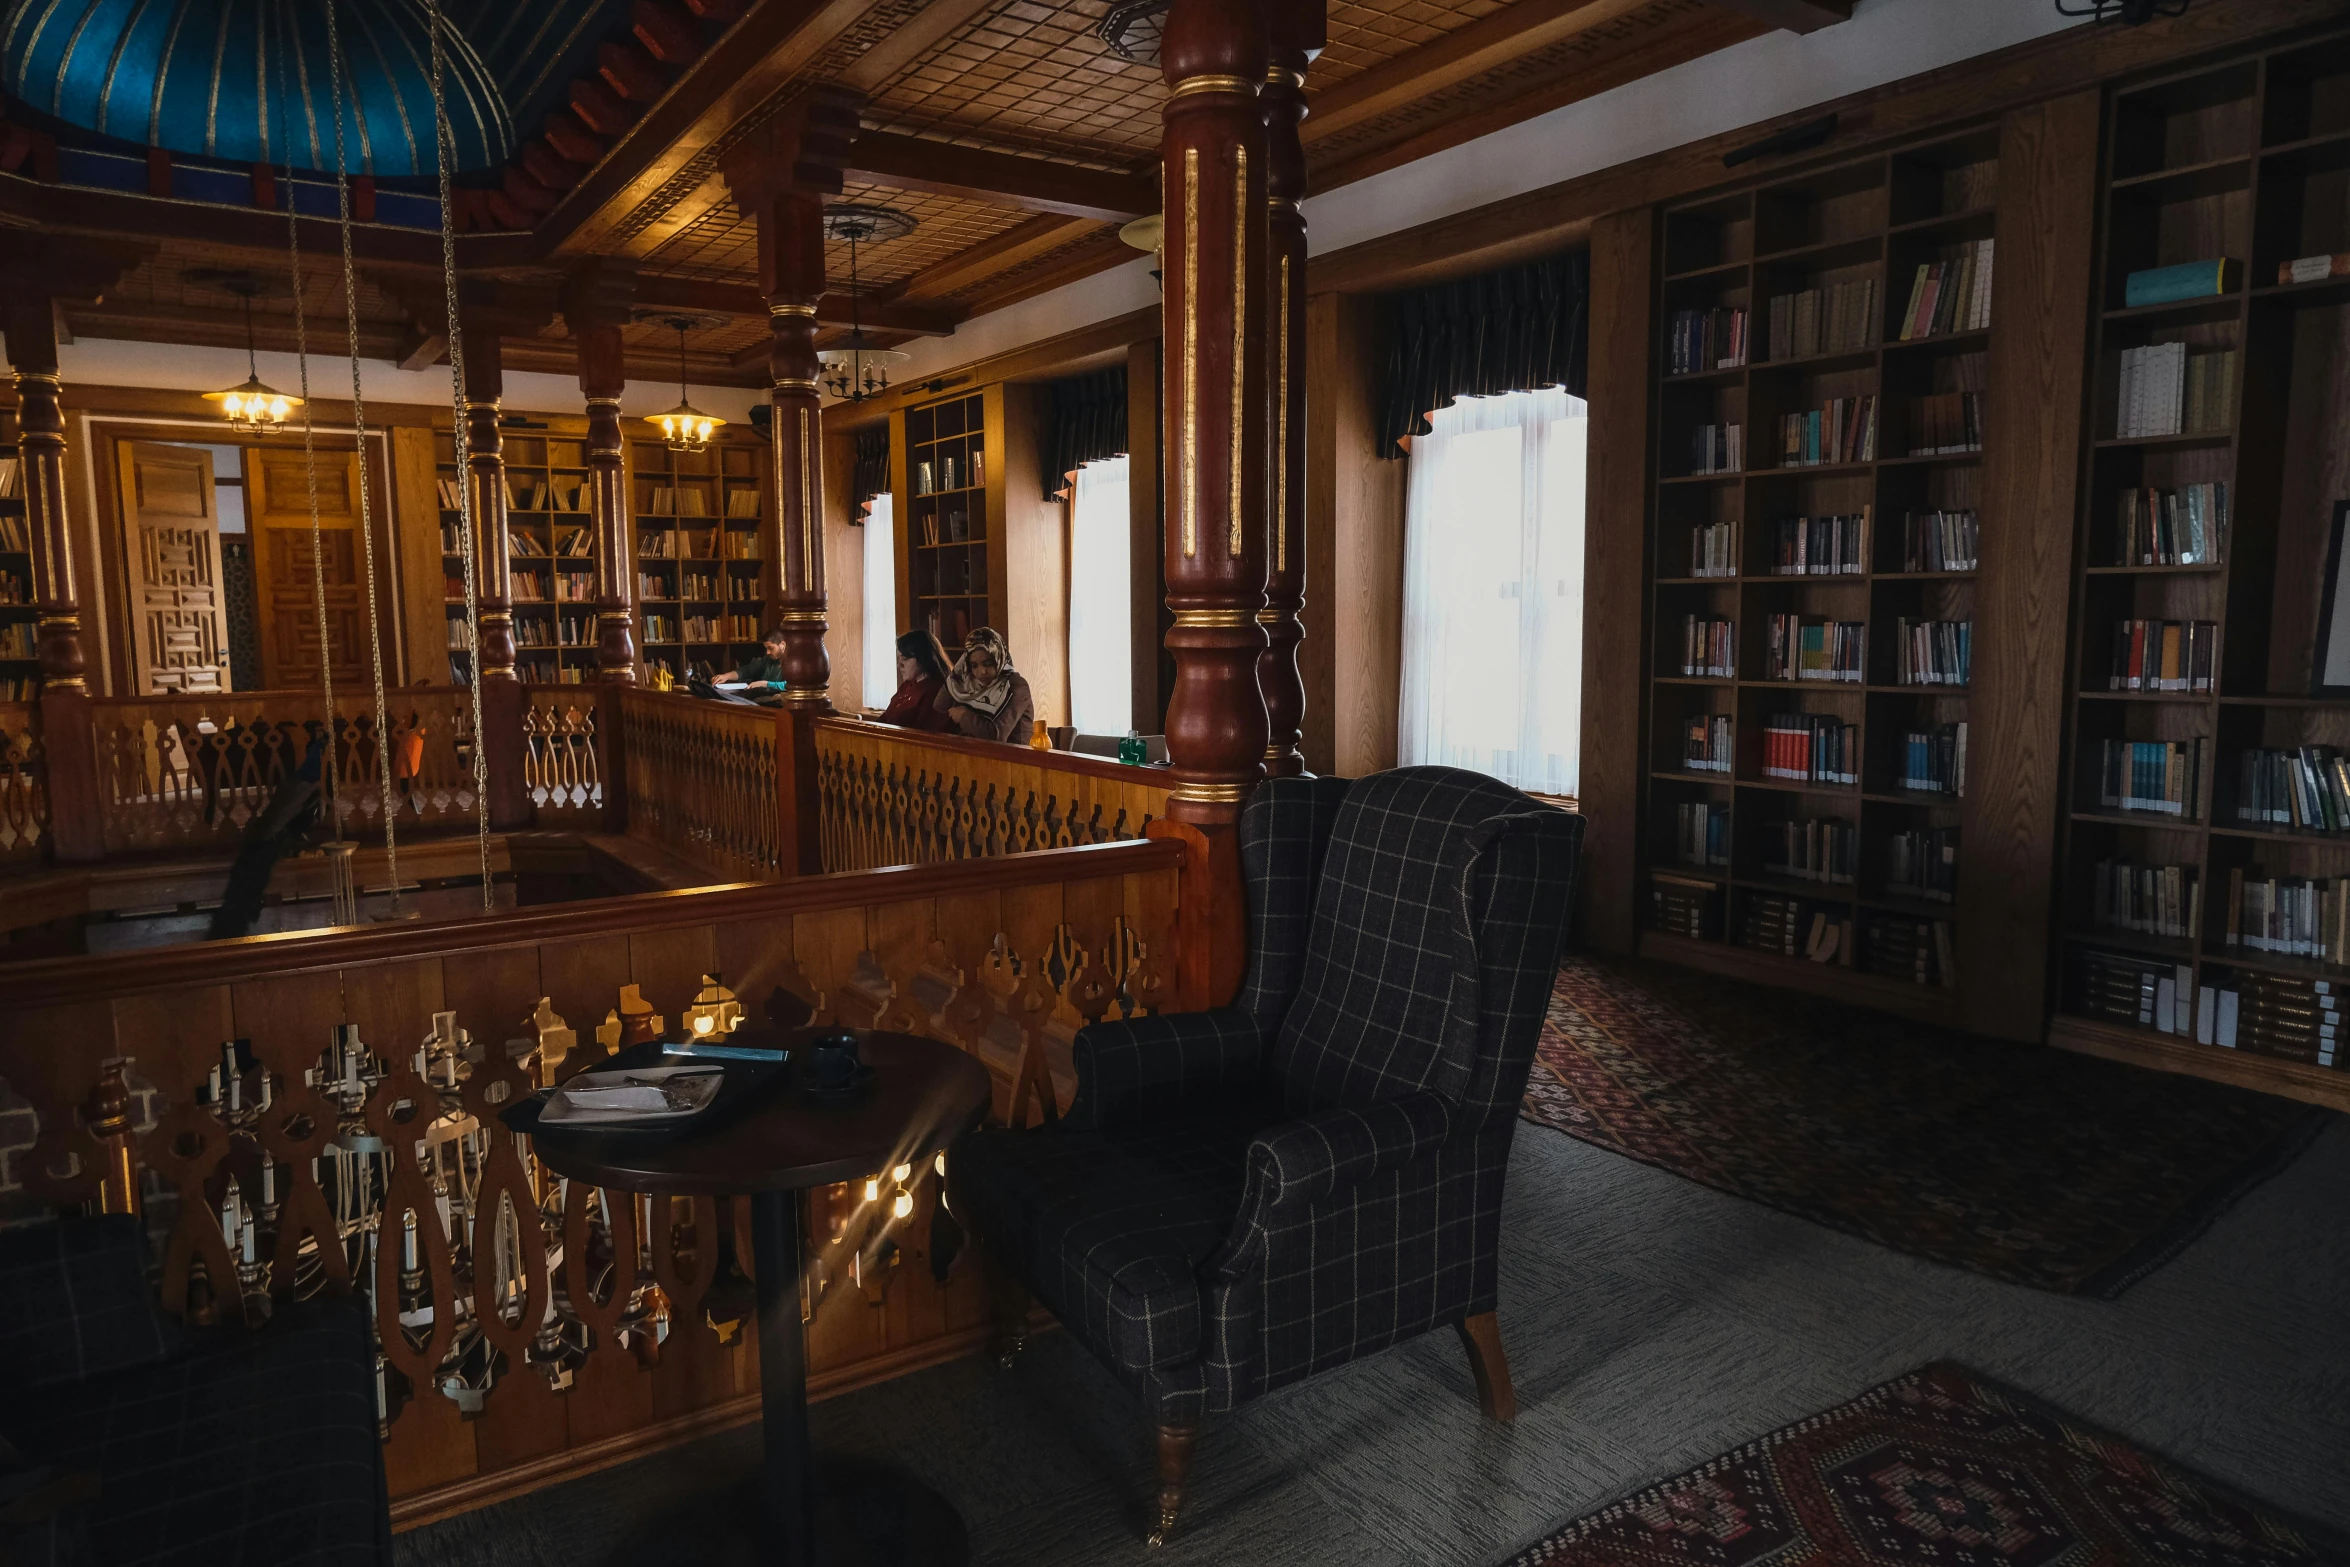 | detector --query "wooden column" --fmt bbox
[721,89,860,711]
[458,328,529,829]
[2,292,103,860]
[1258,1,1320,778]
[563,261,639,684]
[1160,0,1271,826]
